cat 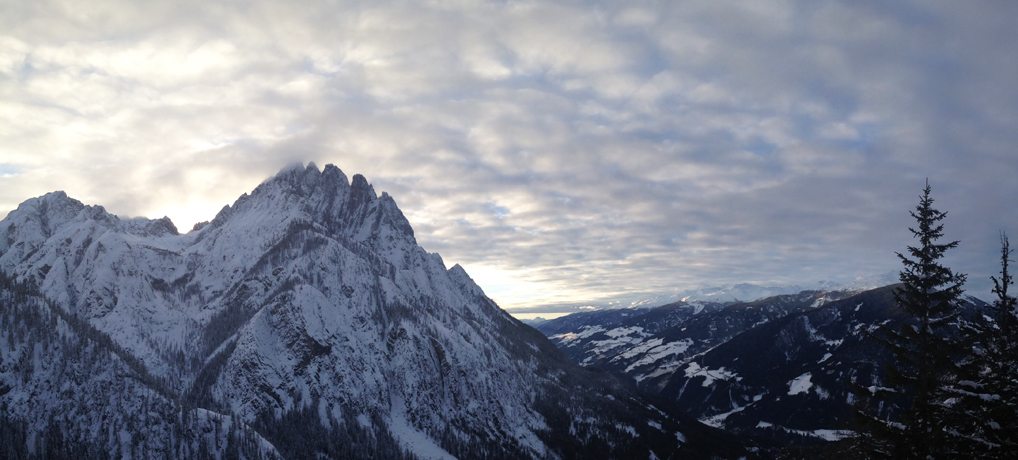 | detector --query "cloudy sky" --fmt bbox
[2,0,1017,317]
